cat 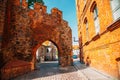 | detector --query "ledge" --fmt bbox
[83,4,86,13]
[92,34,100,41]
[85,41,89,46]
[107,18,120,31]
[116,57,120,62]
